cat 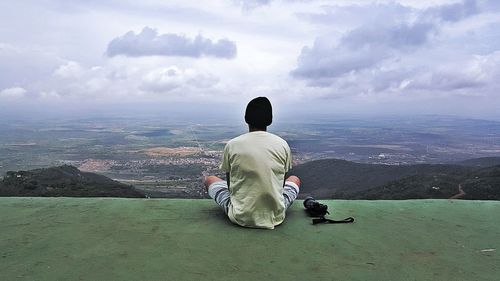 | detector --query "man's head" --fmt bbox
[245,97,272,130]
